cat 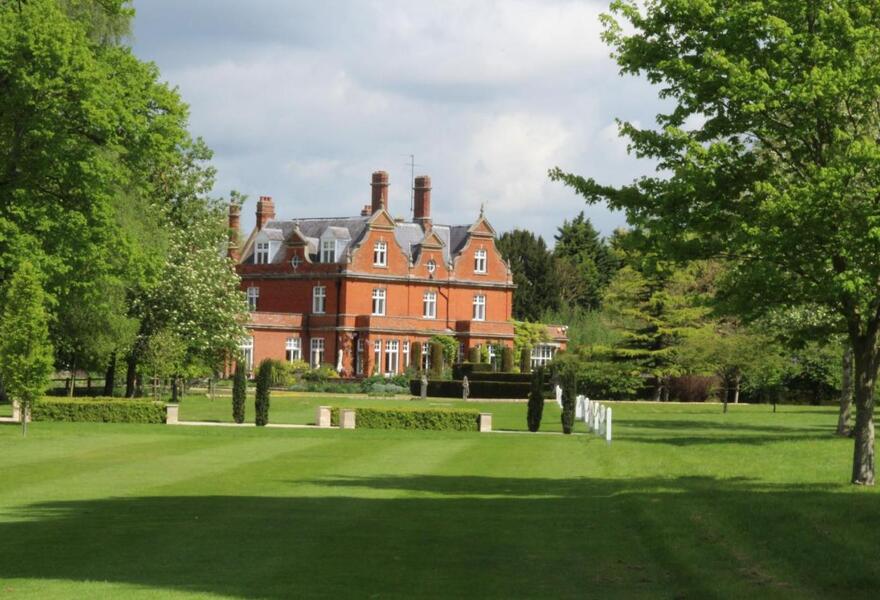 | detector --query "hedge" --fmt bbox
[452,362,493,379]
[461,372,533,383]
[409,379,534,399]
[329,406,479,431]
[32,398,166,424]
